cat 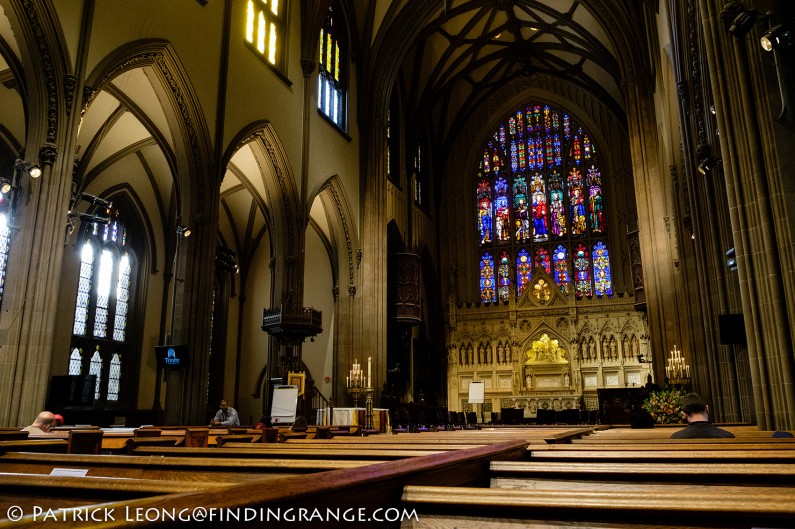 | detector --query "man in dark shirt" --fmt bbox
[671,393,734,439]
